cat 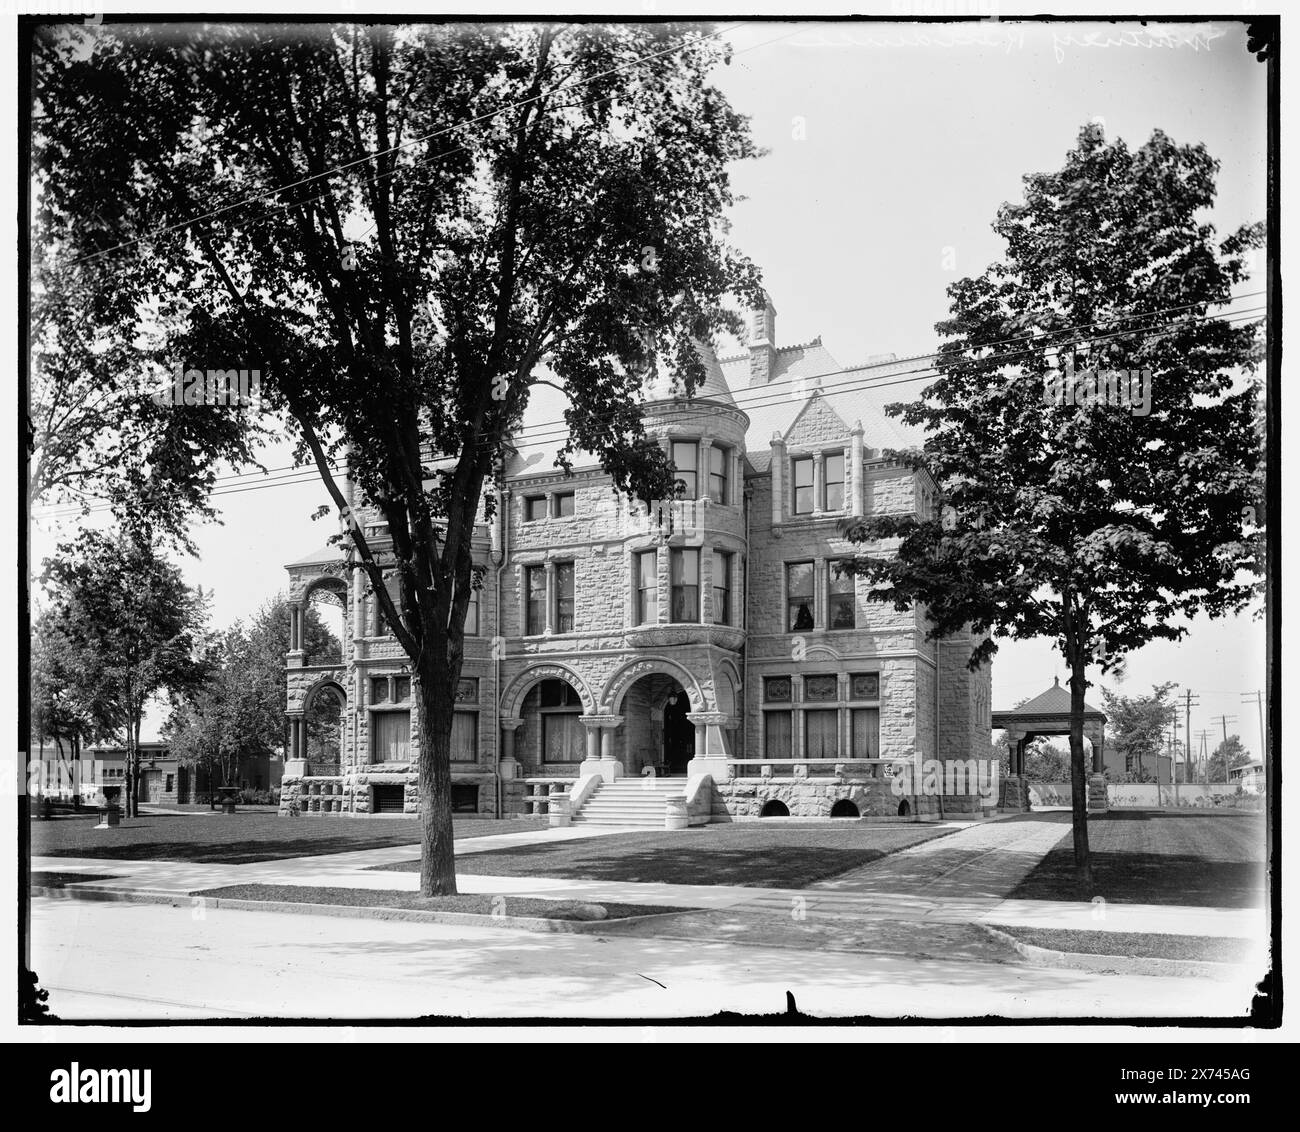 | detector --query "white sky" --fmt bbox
[27,15,1269,758]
